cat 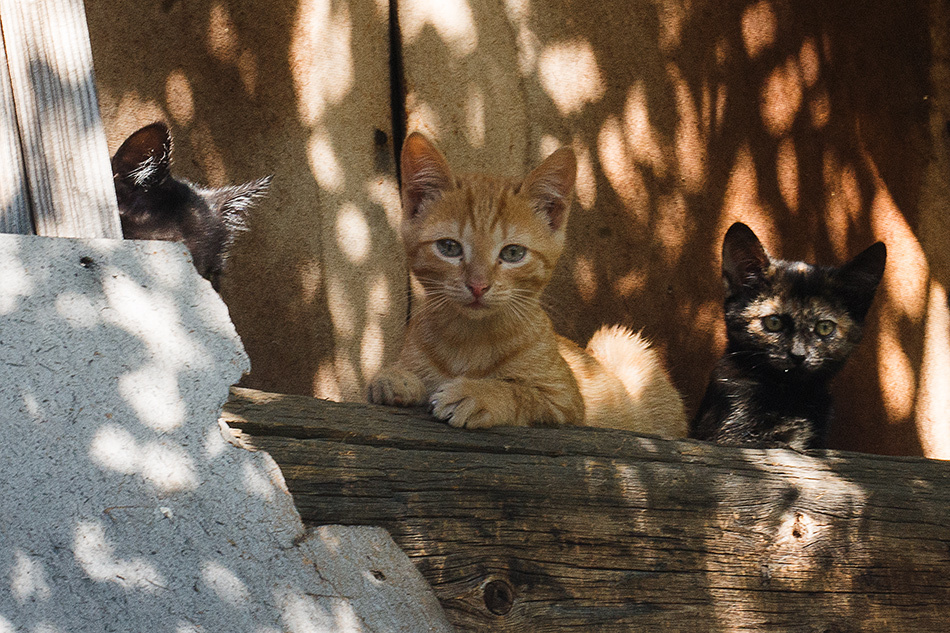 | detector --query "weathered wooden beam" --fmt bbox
[222,386,950,633]
[0,38,31,234]
[0,0,121,238]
